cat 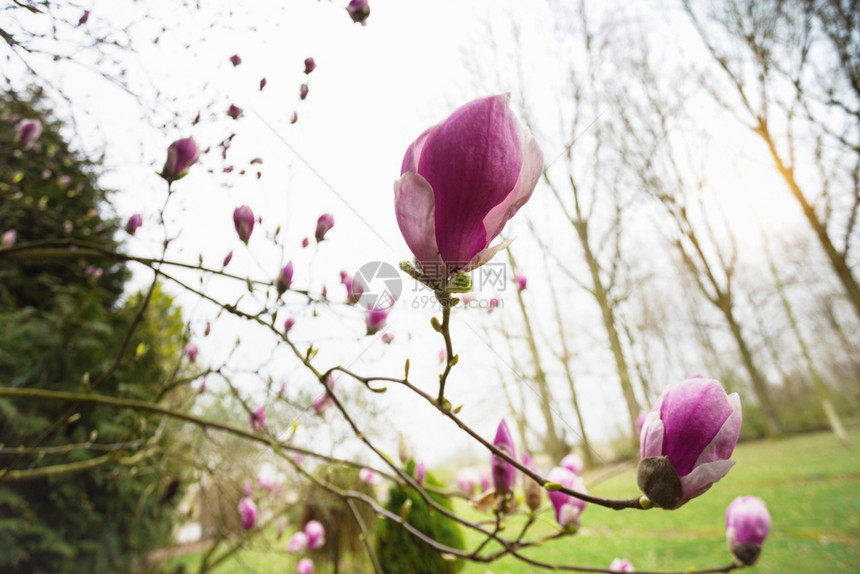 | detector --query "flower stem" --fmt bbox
[436,292,455,407]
